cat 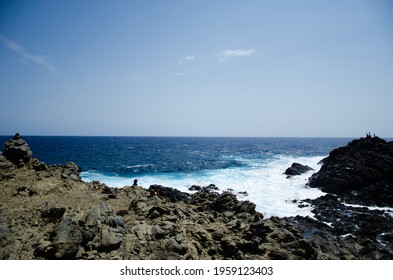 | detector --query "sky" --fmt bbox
[1,0,392,137]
